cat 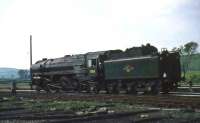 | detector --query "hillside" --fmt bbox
[0,68,19,79]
